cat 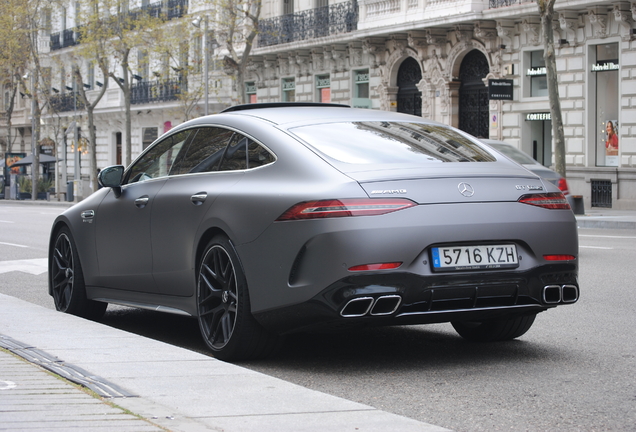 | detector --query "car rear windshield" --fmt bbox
[290,122,496,165]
